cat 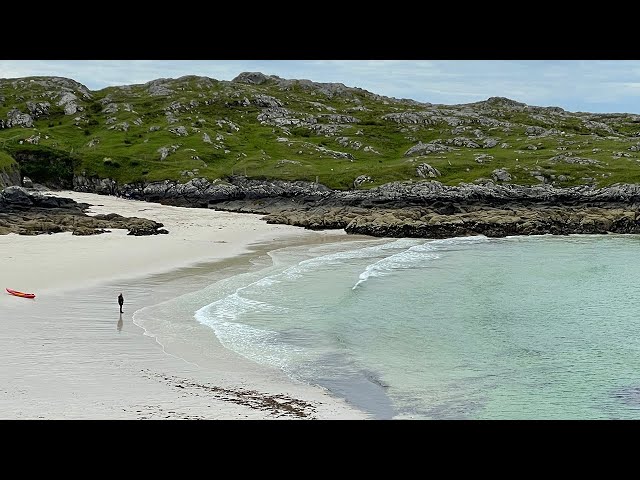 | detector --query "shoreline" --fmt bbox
[0,190,357,297]
[1,191,273,296]
[0,191,375,419]
[73,177,640,240]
